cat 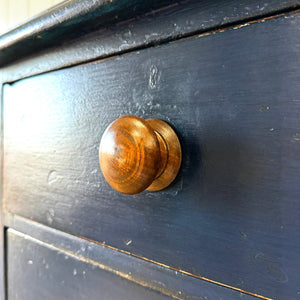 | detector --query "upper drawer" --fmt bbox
[3,12,300,300]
